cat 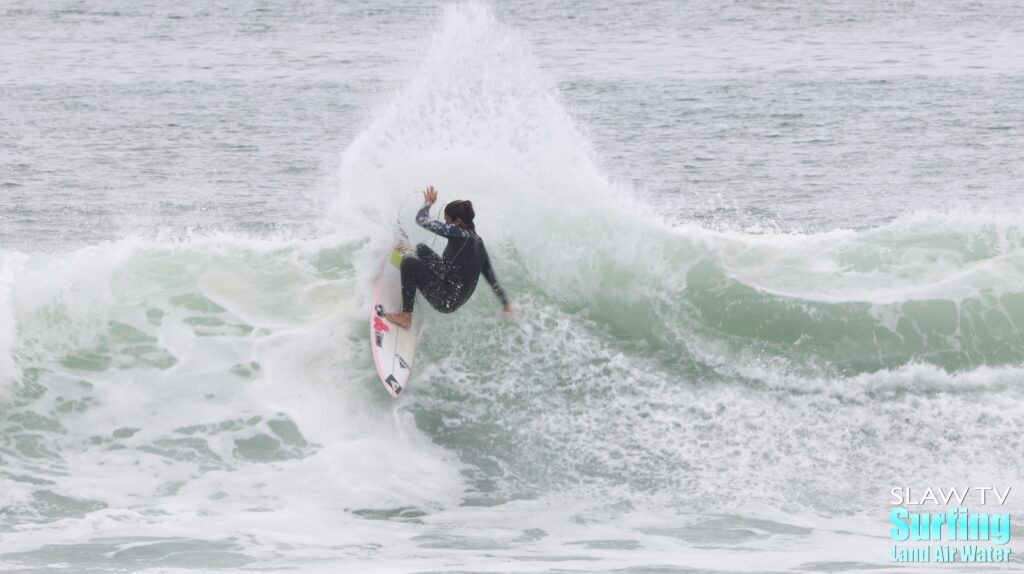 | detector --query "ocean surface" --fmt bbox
[2,1,1024,572]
